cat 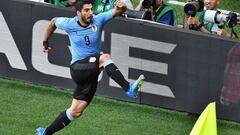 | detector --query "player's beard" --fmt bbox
[82,16,93,25]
